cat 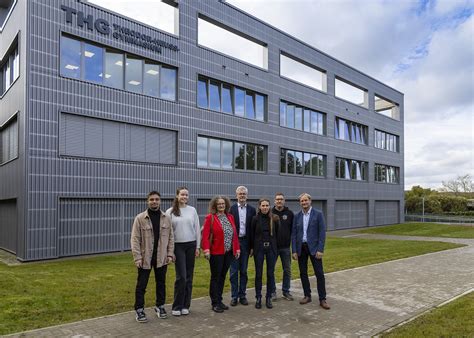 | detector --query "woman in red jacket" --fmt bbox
[201,195,240,313]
